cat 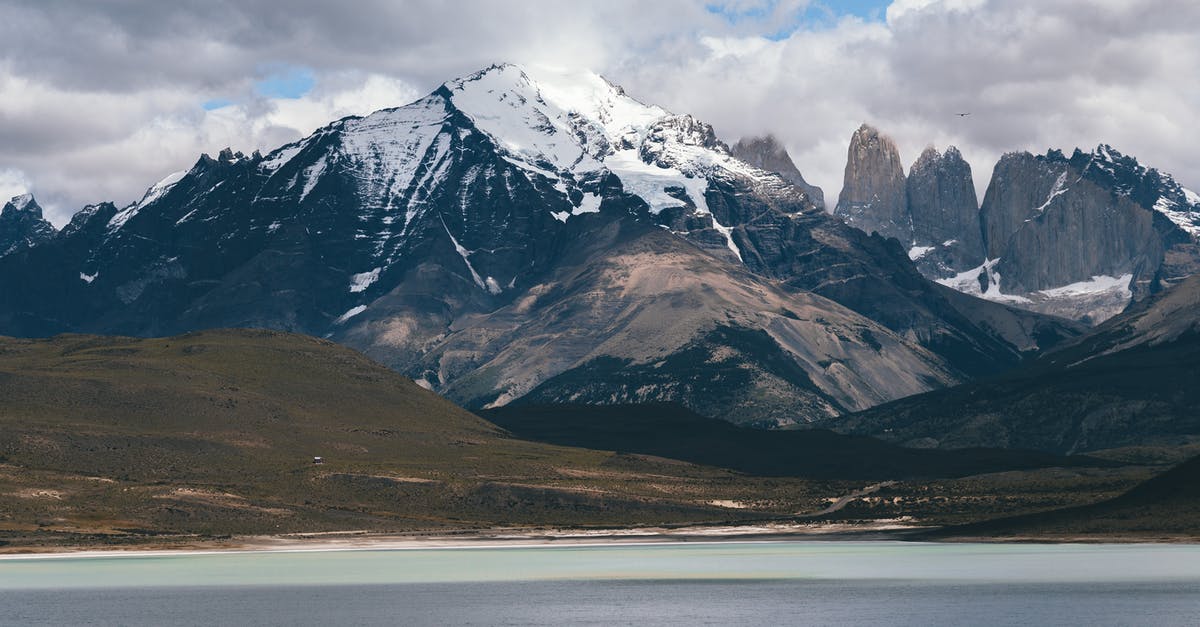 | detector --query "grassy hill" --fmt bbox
[0,329,1158,548]
[0,330,852,547]
[924,454,1200,540]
